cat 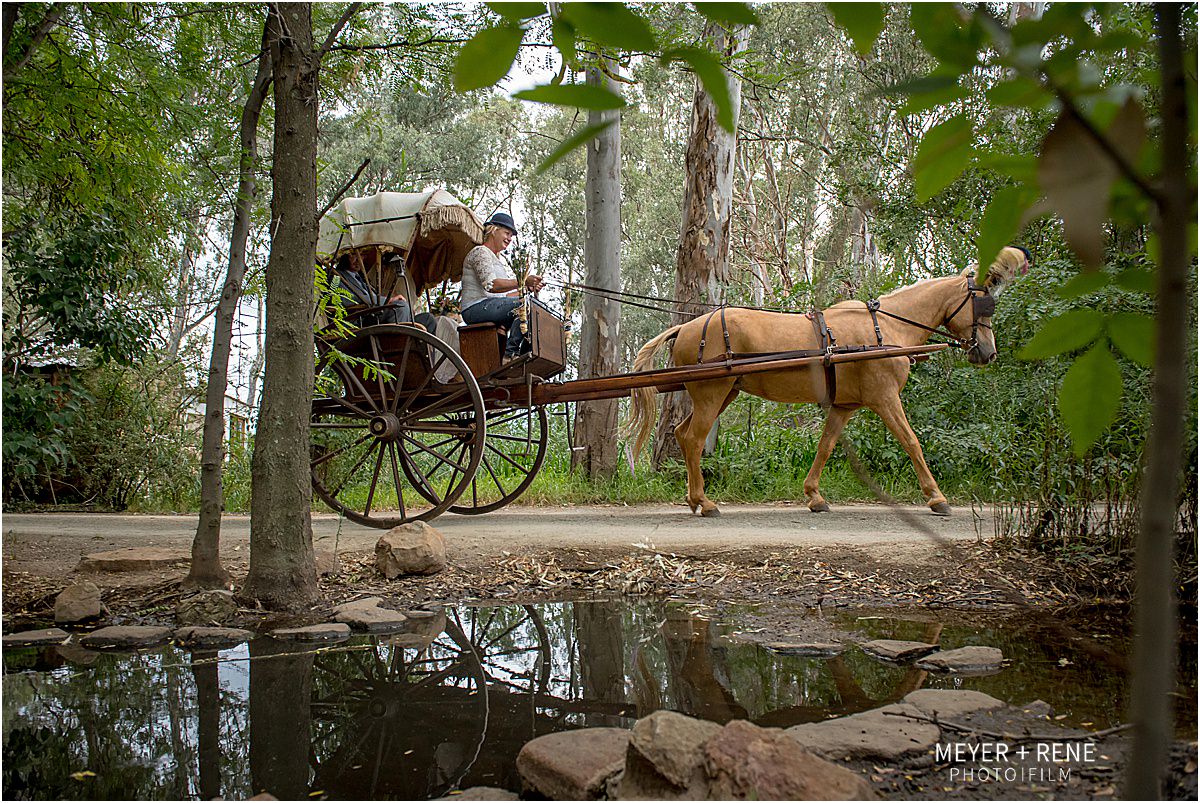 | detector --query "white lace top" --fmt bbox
[460,245,515,309]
